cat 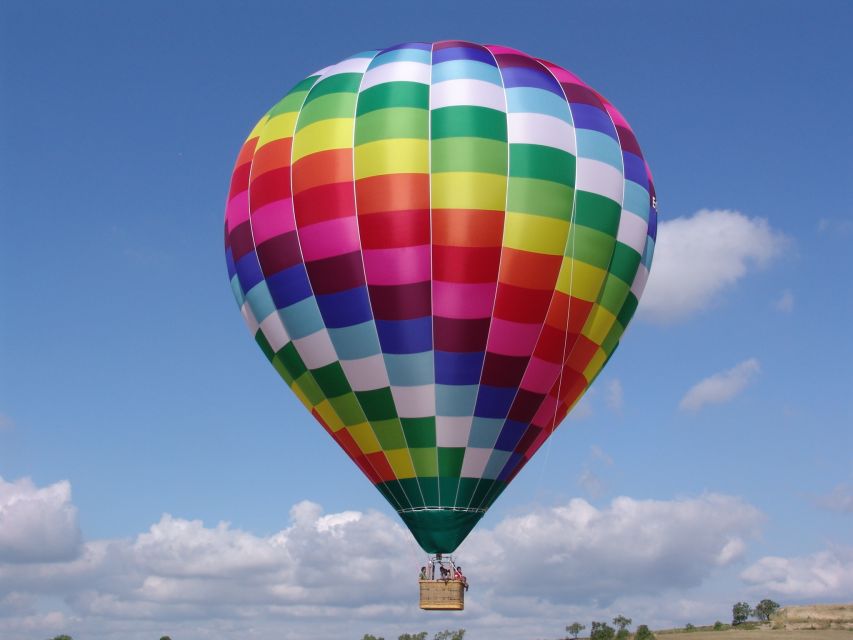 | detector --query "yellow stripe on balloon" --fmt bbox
[431,173,507,211]
[348,422,383,454]
[315,400,346,433]
[583,306,617,345]
[256,113,299,149]
[556,259,606,301]
[583,348,609,382]
[503,212,569,255]
[385,448,417,479]
[247,115,270,142]
[289,381,315,412]
[291,118,354,162]
[354,139,429,179]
